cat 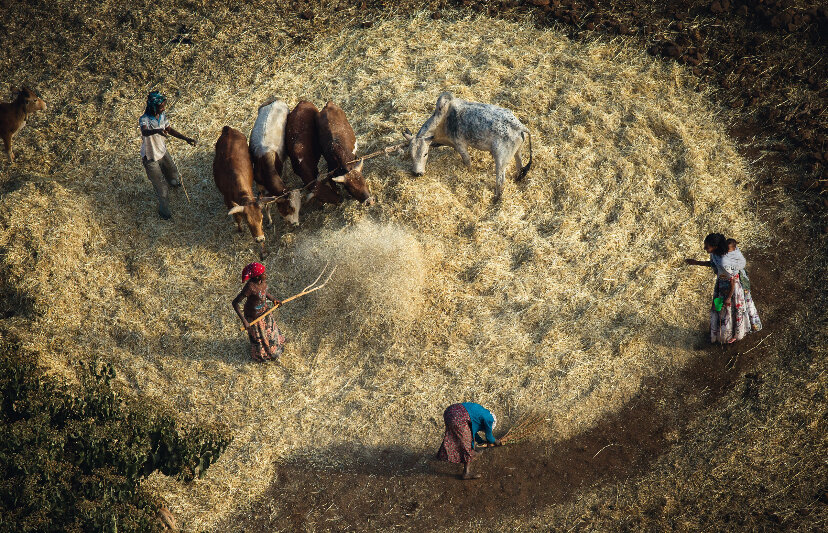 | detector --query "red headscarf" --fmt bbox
[242,262,265,282]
